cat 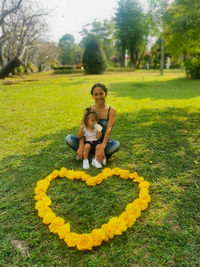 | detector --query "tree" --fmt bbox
[164,0,200,77]
[80,19,116,62]
[149,0,170,75]
[114,0,148,68]
[82,36,107,74]
[0,0,23,26]
[33,41,59,72]
[0,0,49,78]
[58,34,82,65]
